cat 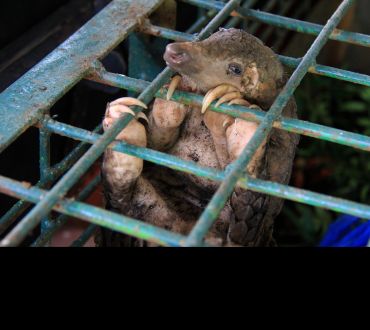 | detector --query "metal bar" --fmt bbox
[258,0,293,44]
[71,224,98,247]
[39,120,52,242]
[224,0,257,29]
[0,175,193,247]
[87,64,370,152]
[186,8,217,34]
[182,0,370,48]
[0,0,164,153]
[0,127,100,235]
[279,56,370,87]
[31,175,101,247]
[248,0,277,35]
[0,0,241,247]
[184,0,356,246]
[273,1,307,51]
[141,24,370,87]
[40,118,370,220]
